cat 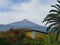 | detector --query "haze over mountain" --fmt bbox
[0,19,46,31]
